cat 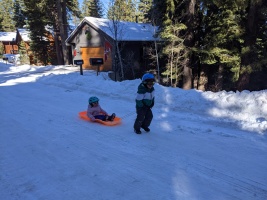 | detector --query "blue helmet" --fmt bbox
[142,73,155,82]
[89,96,99,104]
